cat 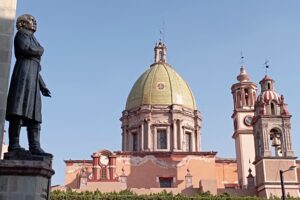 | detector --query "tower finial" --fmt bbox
[264,59,269,75]
[159,21,166,44]
[154,42,167,64]
[237,52,250,82]
[240,51,245,68]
